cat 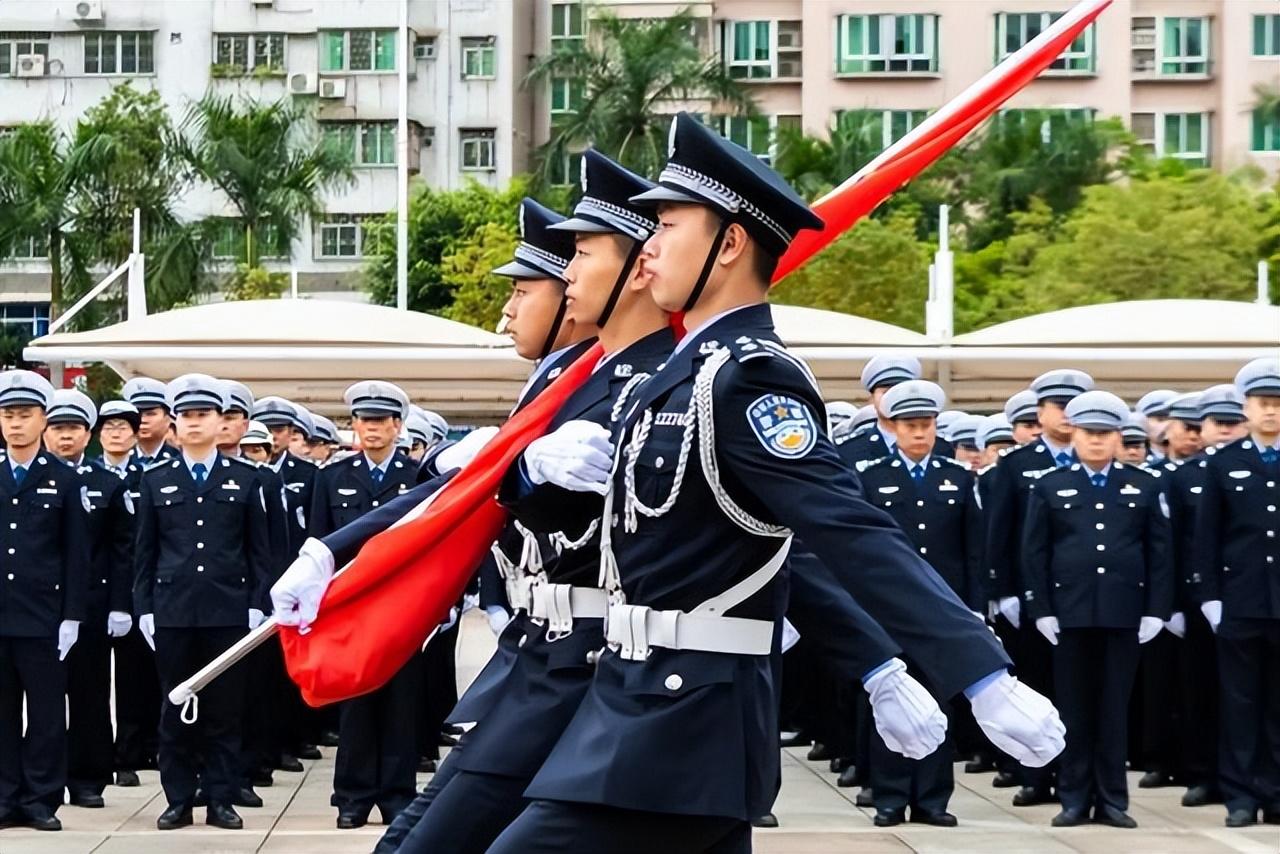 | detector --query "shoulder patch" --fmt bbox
[747,394,817,460]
